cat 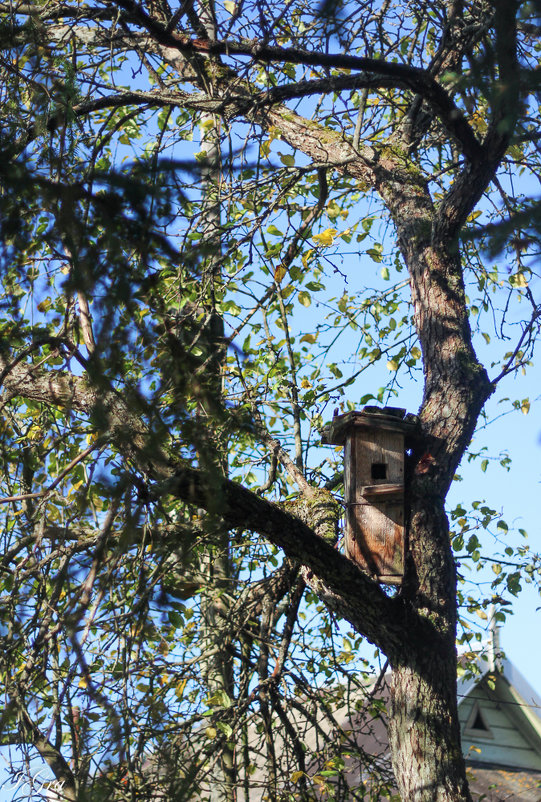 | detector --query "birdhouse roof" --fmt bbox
[321,406,420,445]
